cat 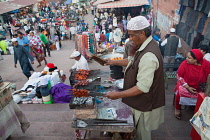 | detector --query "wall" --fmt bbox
[152,0,180,37]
